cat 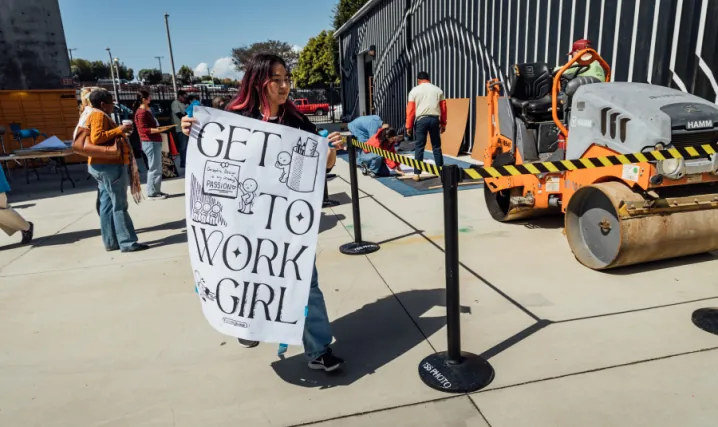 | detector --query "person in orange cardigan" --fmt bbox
[86,89,148,253]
